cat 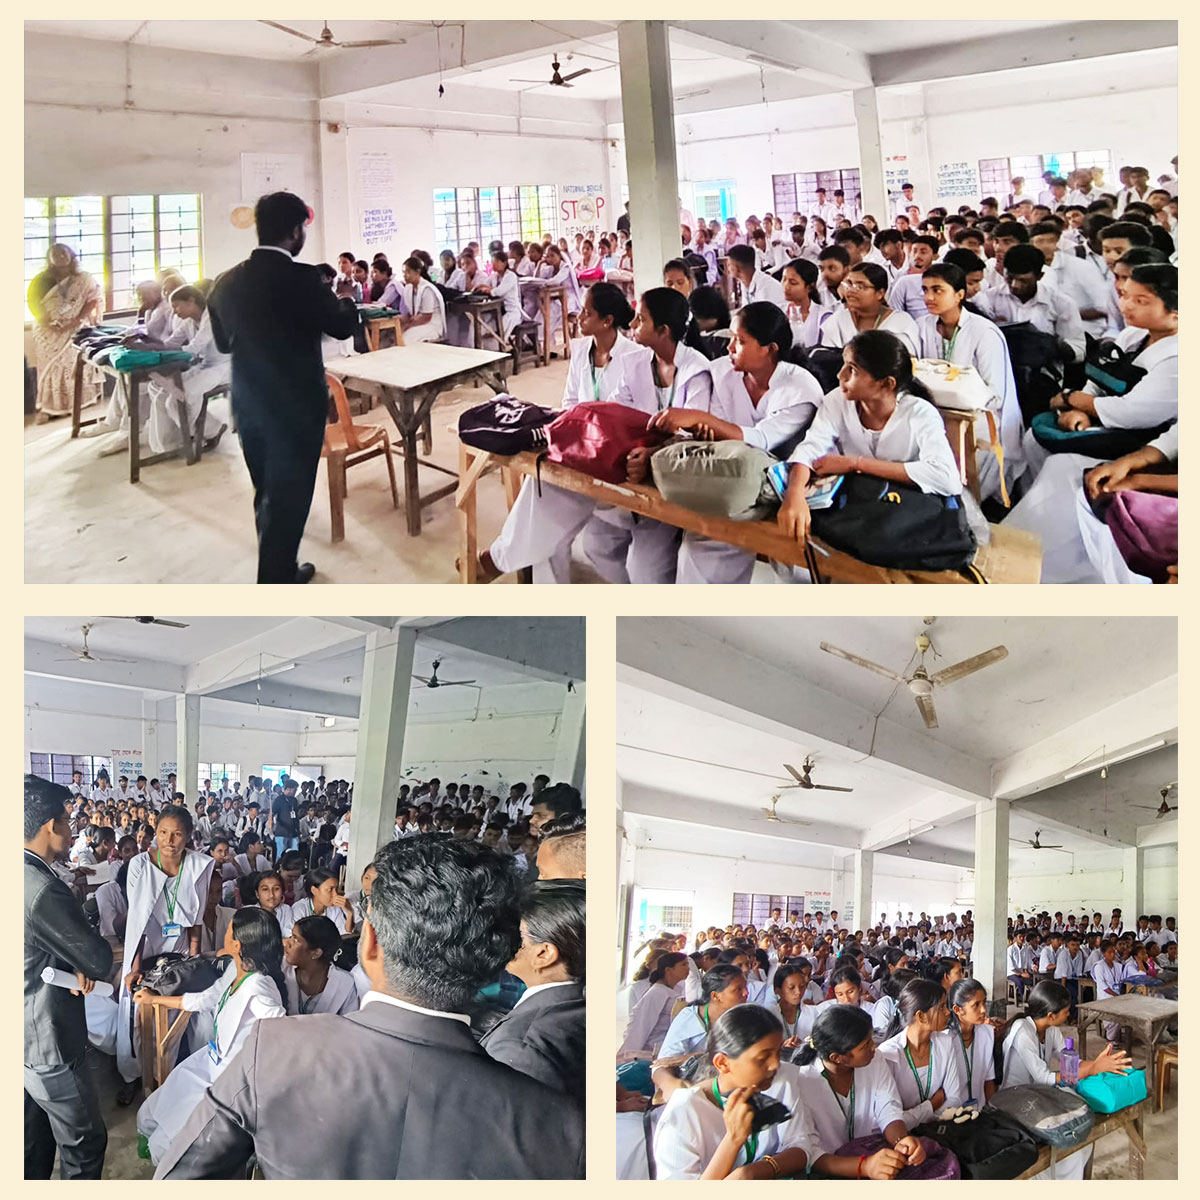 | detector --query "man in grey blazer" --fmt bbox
[156,835,585,1179]
[24,775,114,1179]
